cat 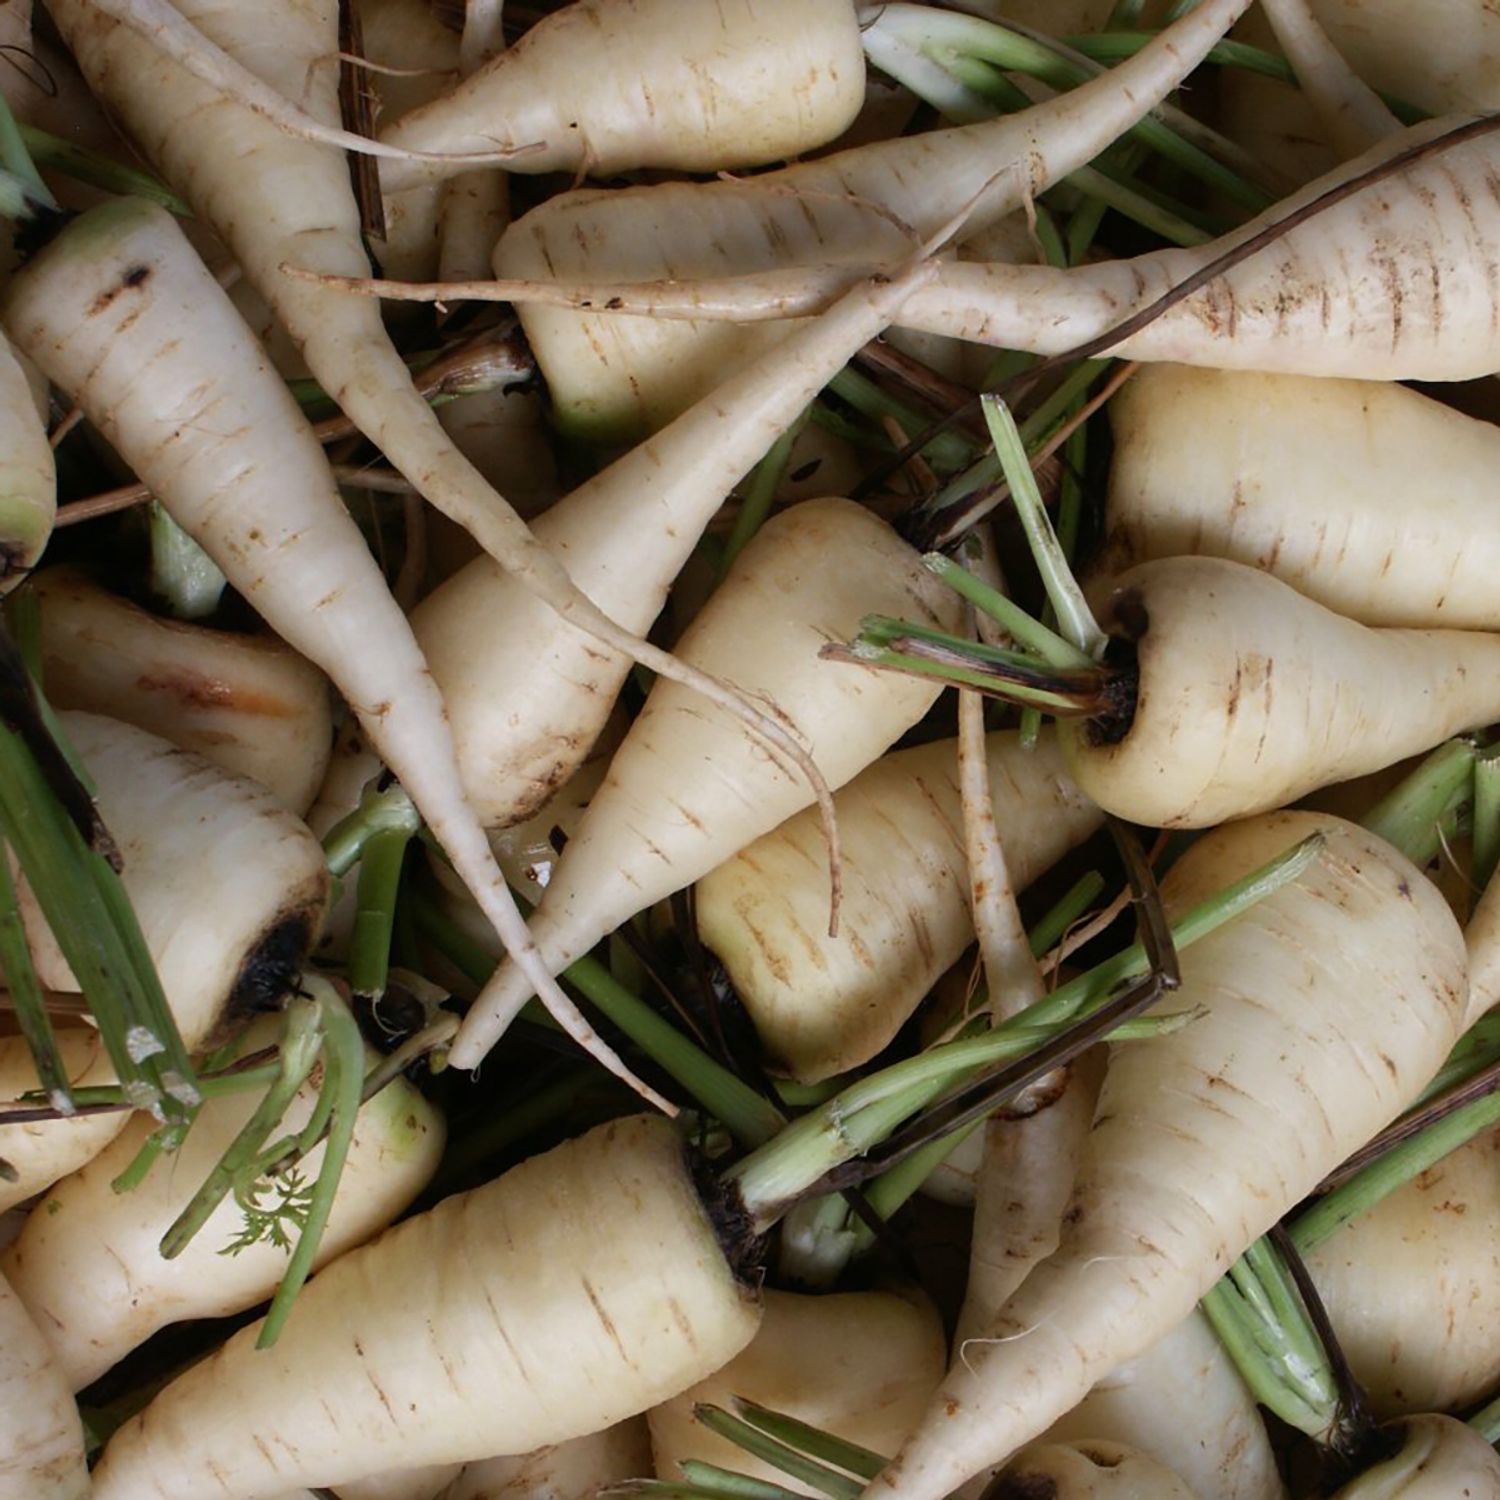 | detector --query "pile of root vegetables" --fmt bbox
[7,0,1500,1498]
